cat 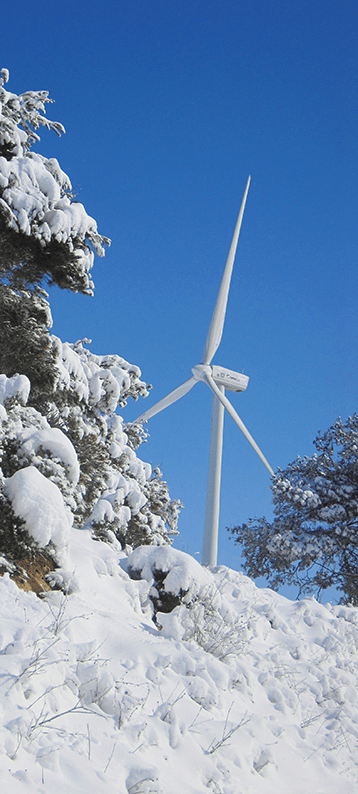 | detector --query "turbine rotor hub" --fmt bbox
[191,364,212,382]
